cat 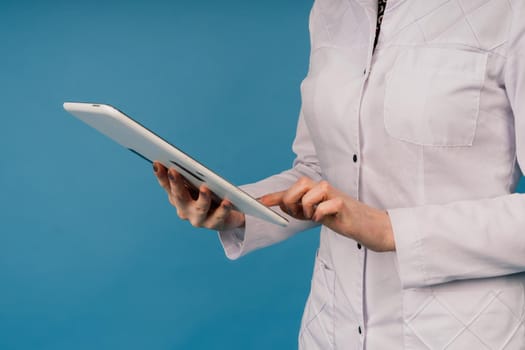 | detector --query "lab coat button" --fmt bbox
[363,68,367,75]
[358,326,362,334]
[357,243,362,249]
[353,154,358,163]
